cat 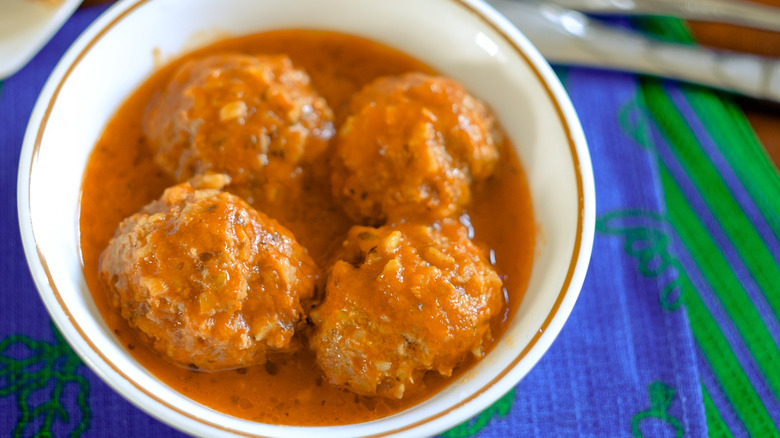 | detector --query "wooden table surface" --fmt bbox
[79,0,780,170]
